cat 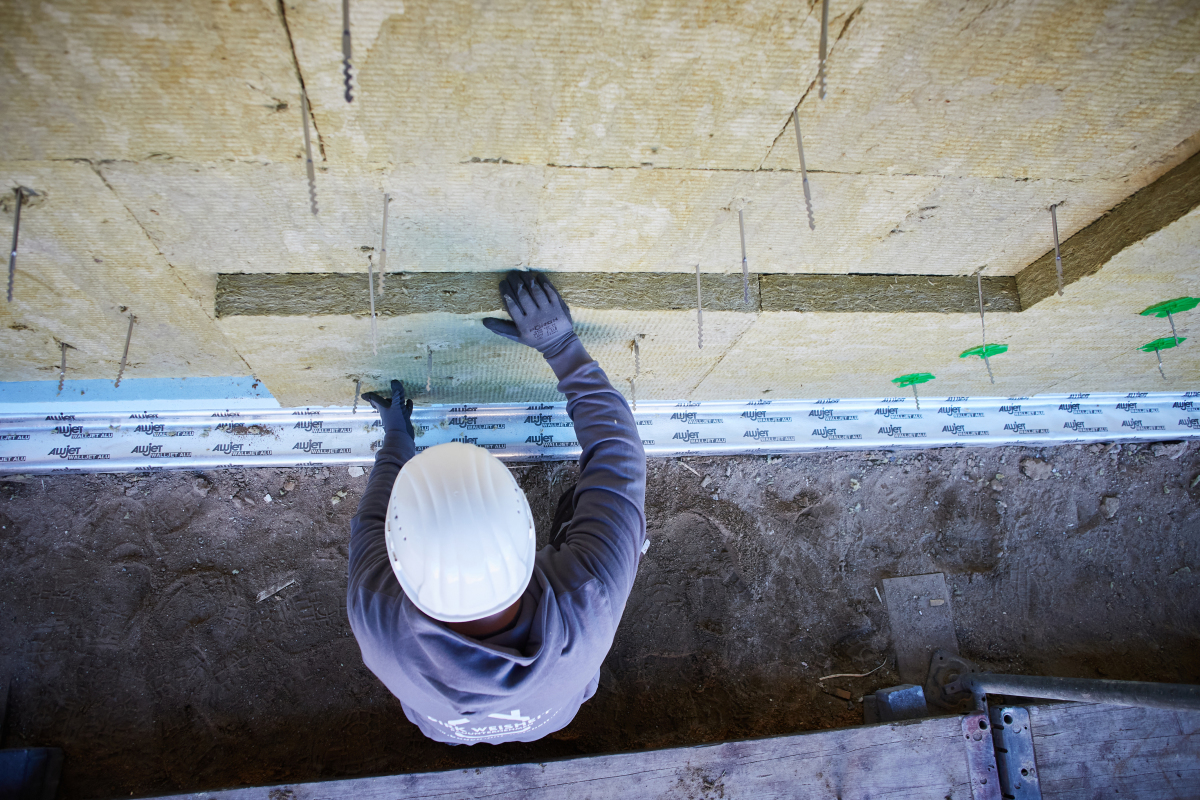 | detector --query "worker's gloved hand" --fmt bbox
[361,379,415,440]
[482,270,576,356]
